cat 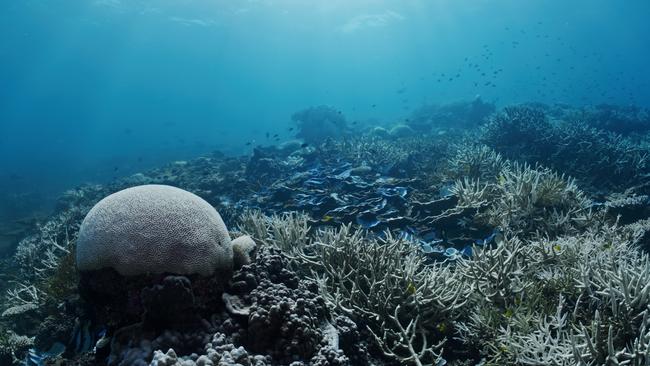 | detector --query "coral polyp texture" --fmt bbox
[76,184,233,276]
